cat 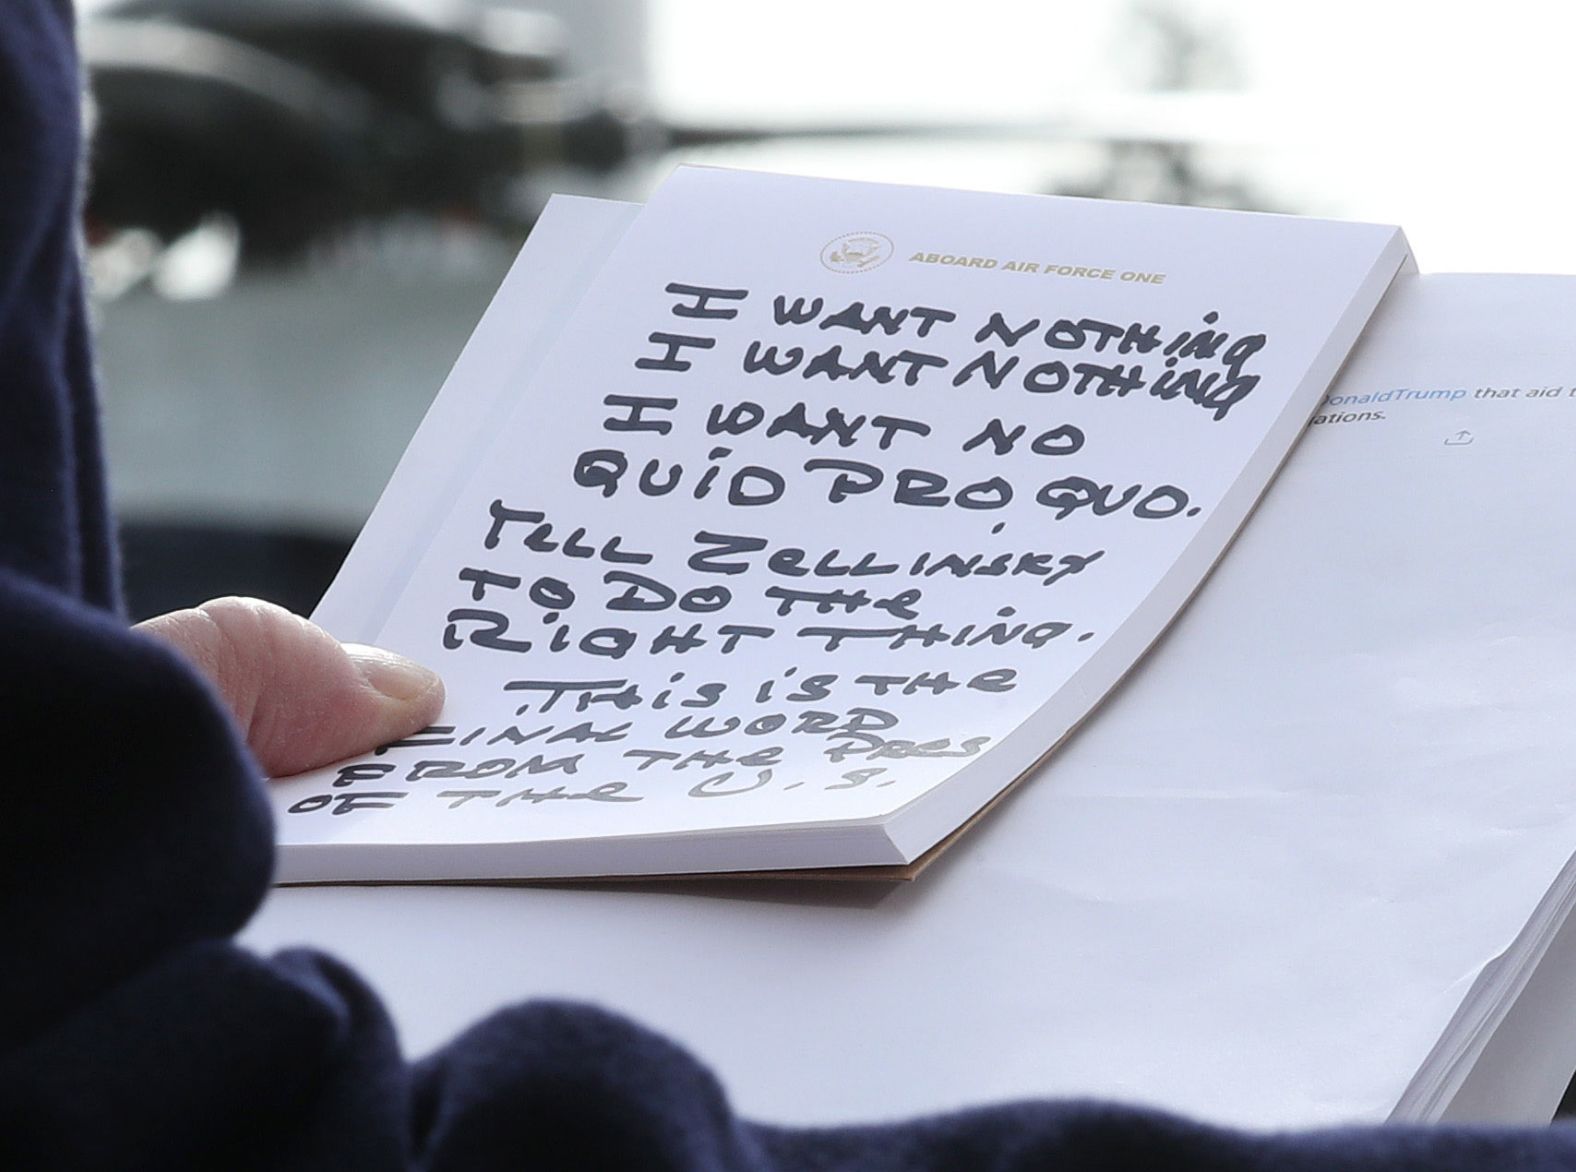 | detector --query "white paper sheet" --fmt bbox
[249,265,1576,1130]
